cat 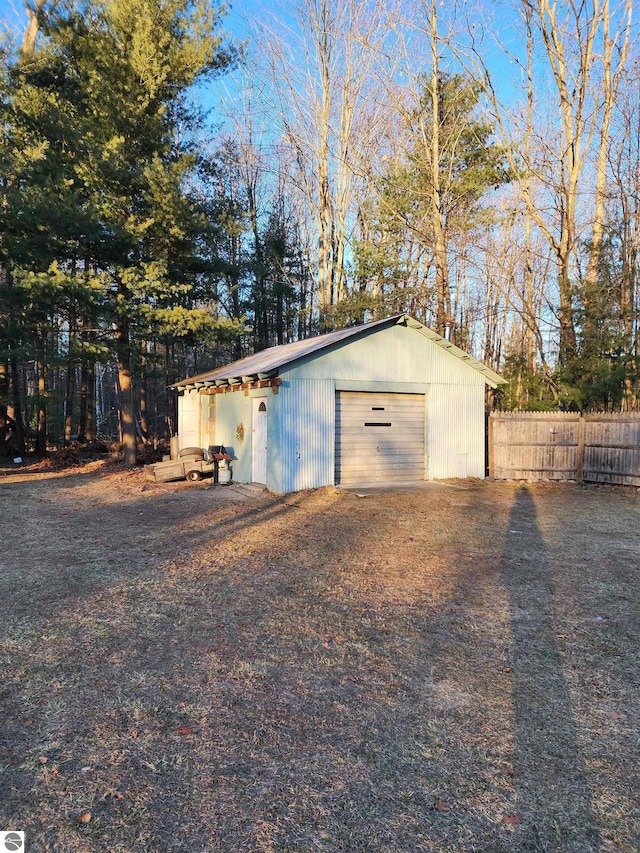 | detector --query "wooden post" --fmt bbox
[576,413,585,481]
[488,412,495,479]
